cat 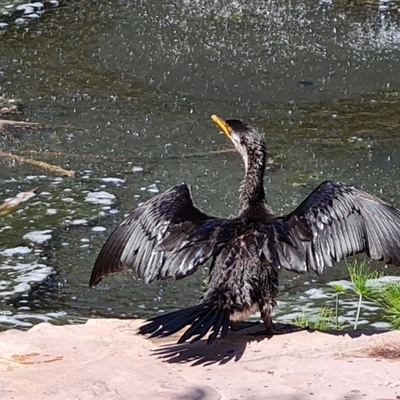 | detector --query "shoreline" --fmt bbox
[1,318,400,399]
